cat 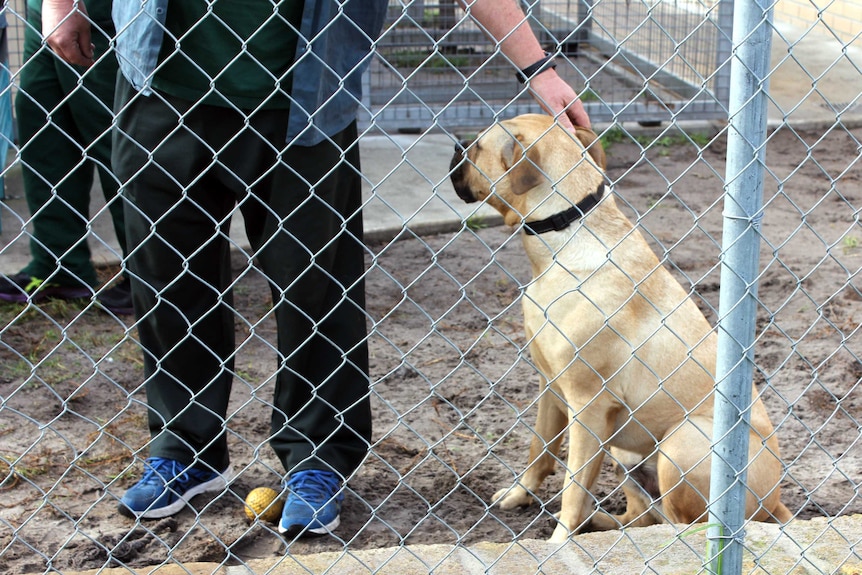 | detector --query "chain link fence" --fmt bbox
[1,1,861,574]
[368,0,731,131]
